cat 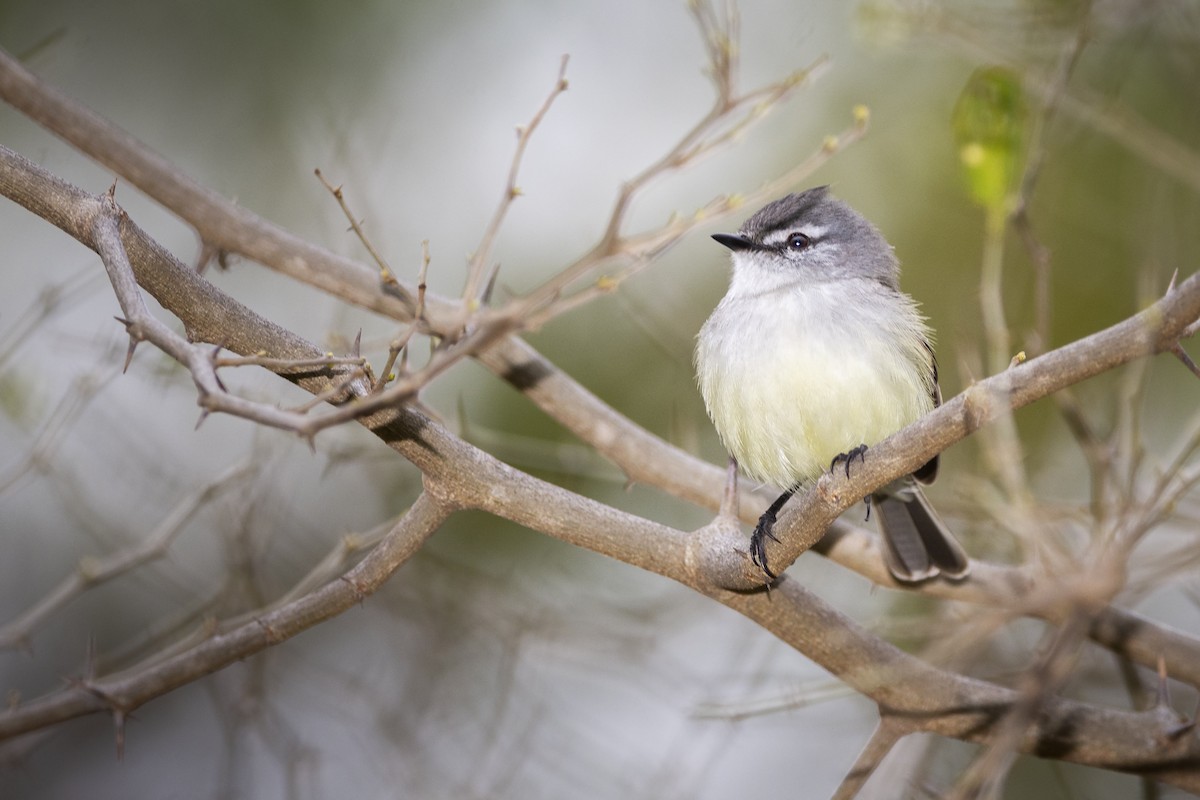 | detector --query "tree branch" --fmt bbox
[0,491,452,741]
